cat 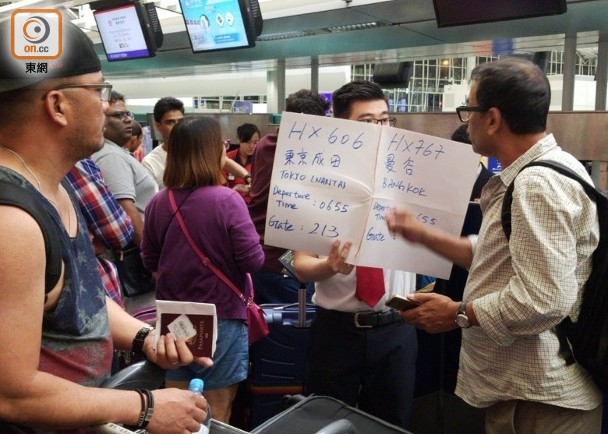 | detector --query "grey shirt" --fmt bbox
[92,139,158,218]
